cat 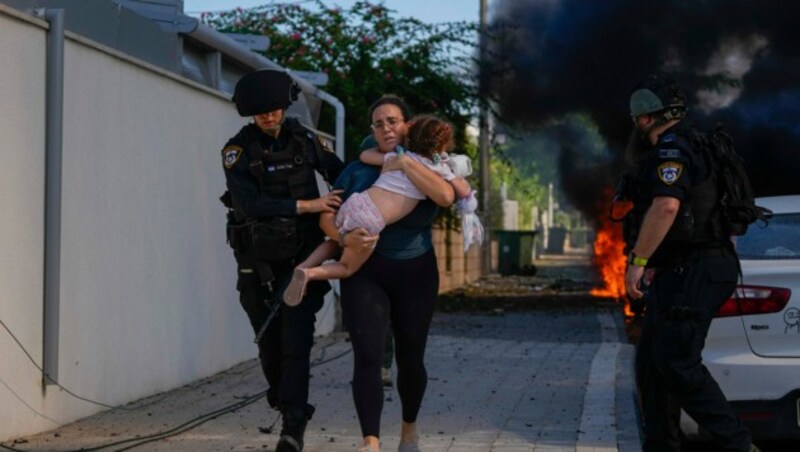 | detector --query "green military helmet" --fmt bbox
[629,74,687,119]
